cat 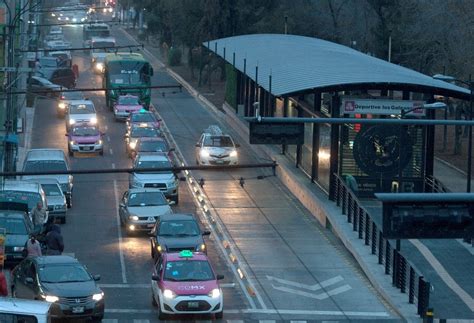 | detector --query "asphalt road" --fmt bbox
[25,22,401,322]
